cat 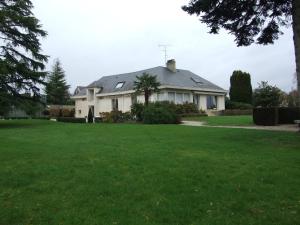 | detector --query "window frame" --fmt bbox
[115,82,125,89]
